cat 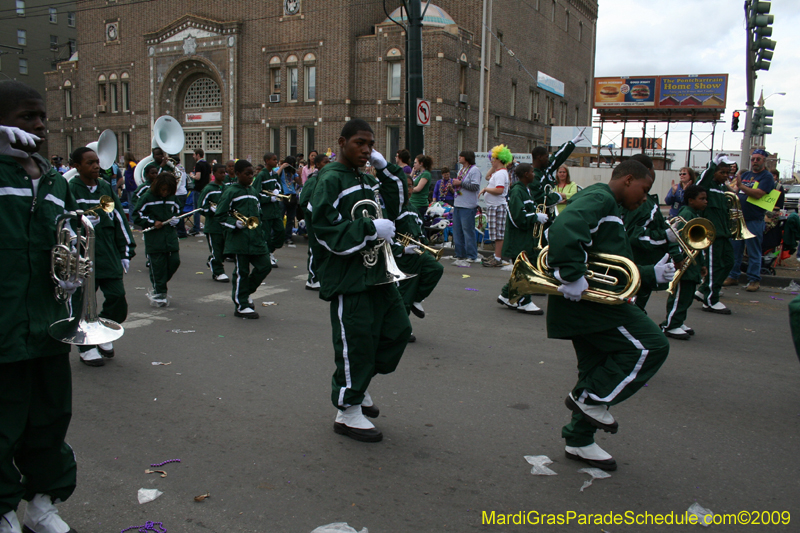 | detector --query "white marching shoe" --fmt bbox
[79,348,104,367]
[565,392,618,433]
[333,405,382,442]
[565,442,617,471]
[411,302,425,319]
[22,494,74,533]
[516,301,543,315]
[664,327,690,340]
[1,511,21,533]
[496,295,518,309]
[270,253,278,267]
